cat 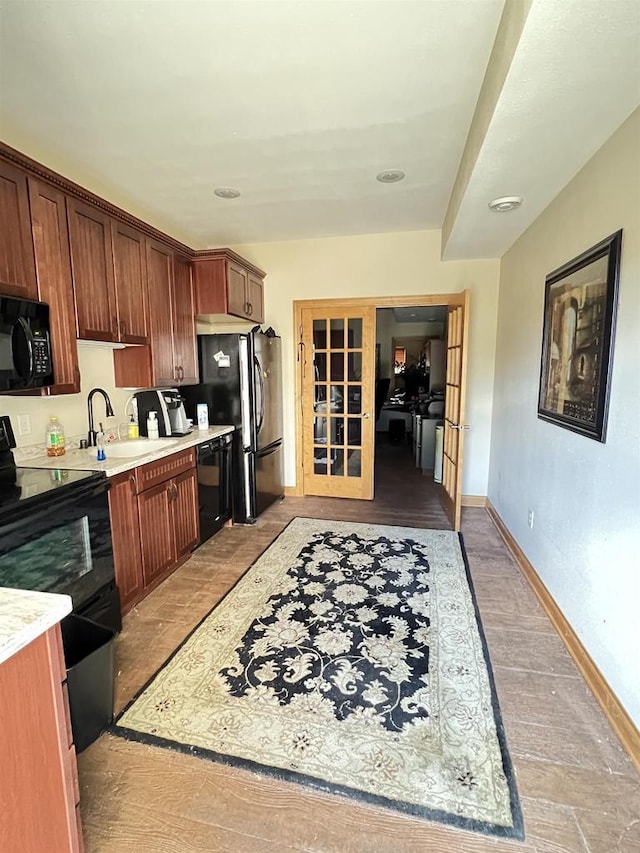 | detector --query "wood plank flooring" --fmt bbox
[78,440,639,853]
